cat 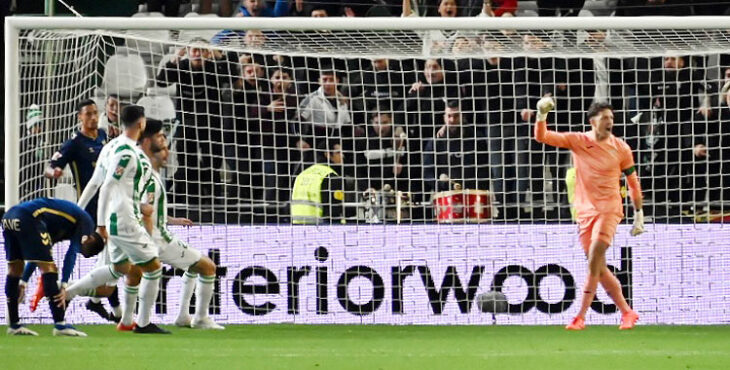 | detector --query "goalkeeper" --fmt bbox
[534,98,644,331]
